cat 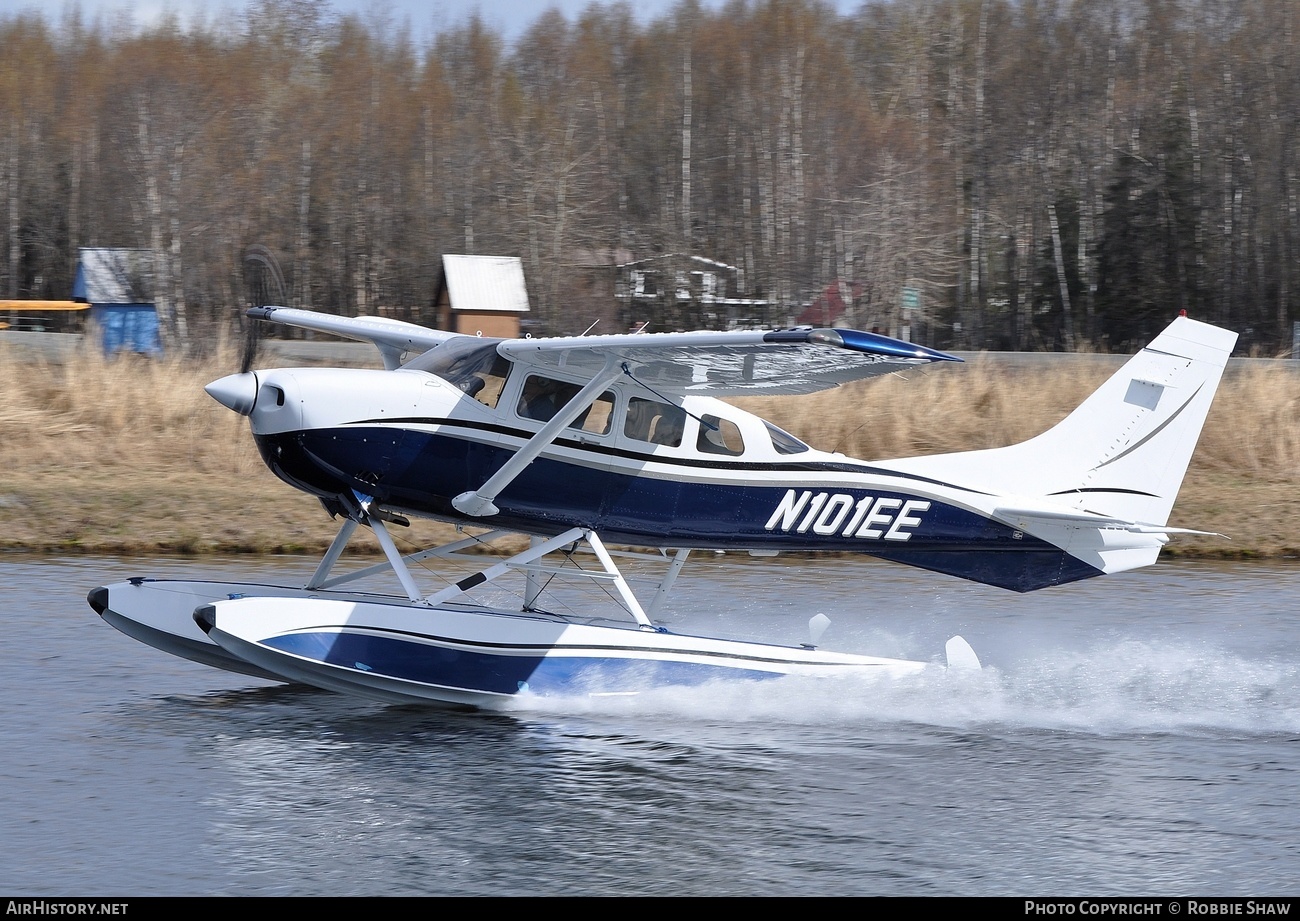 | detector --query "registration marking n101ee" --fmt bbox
[764,489,931,541]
